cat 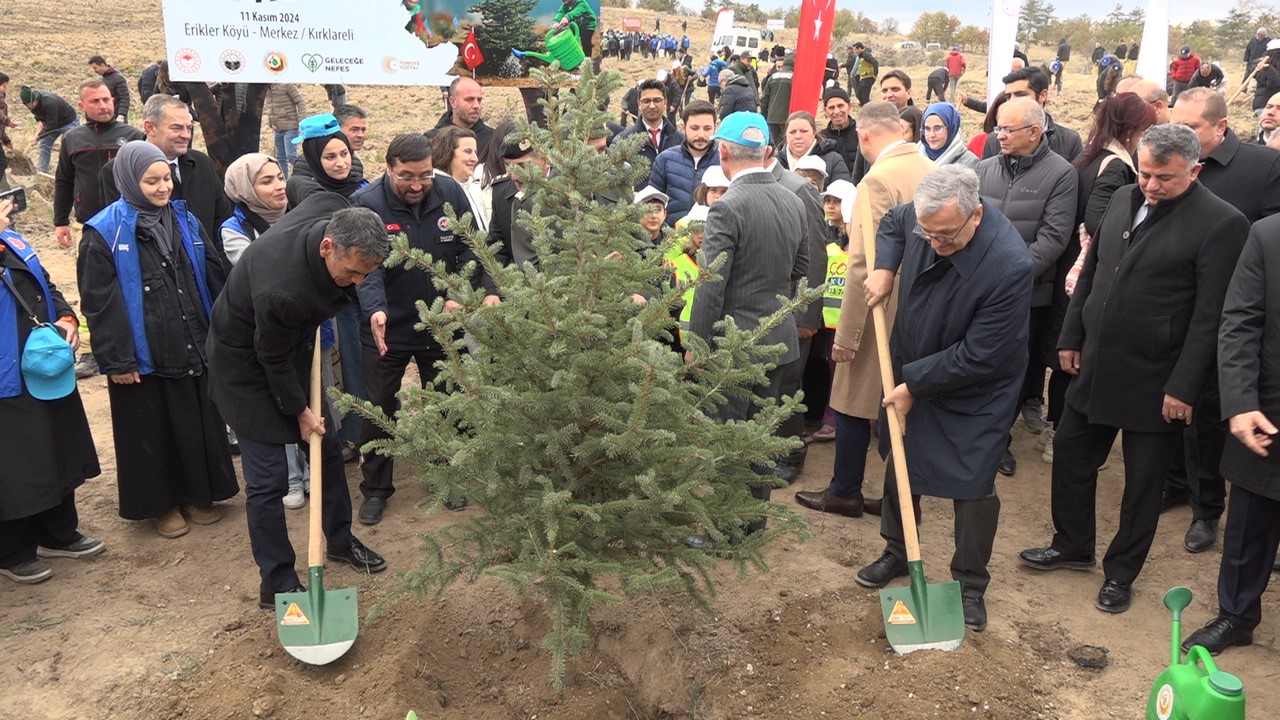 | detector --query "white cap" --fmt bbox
[1269,38,1280,52]
[700,165,730,188]
[656,69,669,82]
[794,155,828,177]
[678,204,710,227]
[634,186,670,206]
[821,179,858,226]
